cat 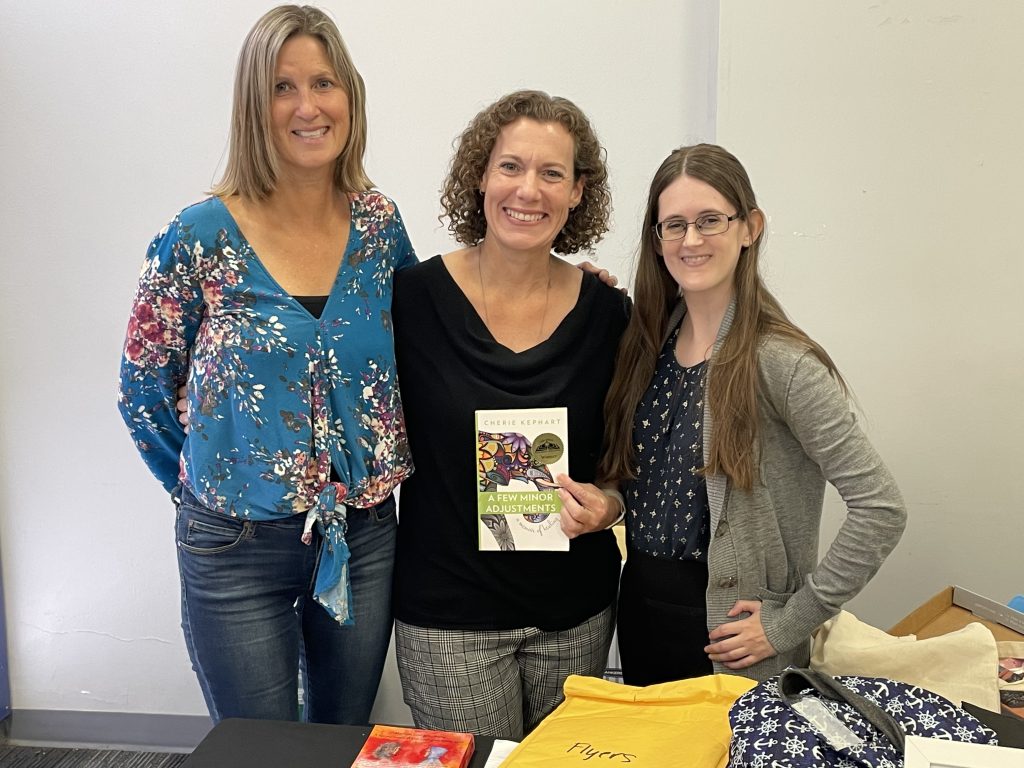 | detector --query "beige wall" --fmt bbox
[717,1,1024,627]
